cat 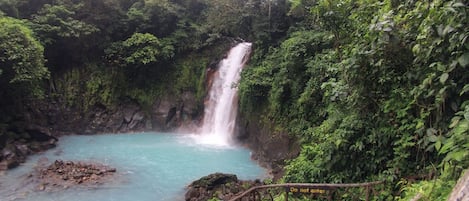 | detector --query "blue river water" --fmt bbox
[0,133,267,201]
